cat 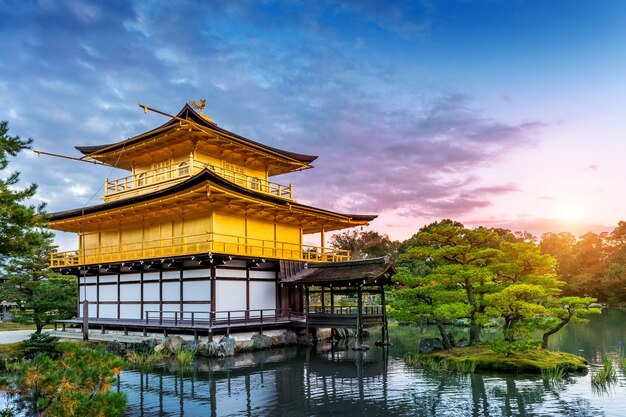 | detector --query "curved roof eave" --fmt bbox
[75,104,318,164]
[48,168,377,224]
